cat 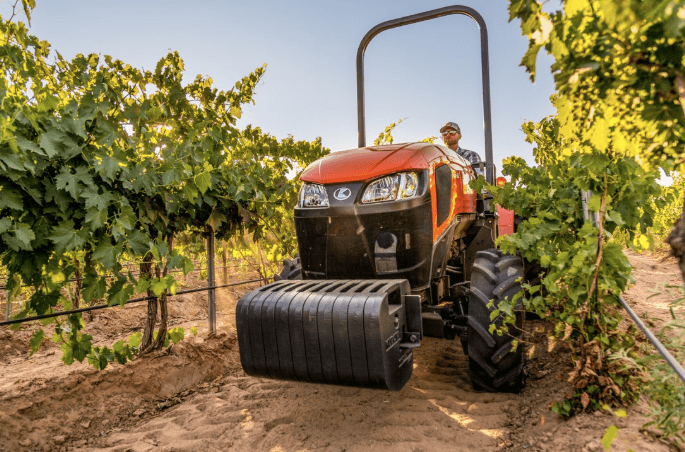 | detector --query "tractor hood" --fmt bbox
[300,143,433,185]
